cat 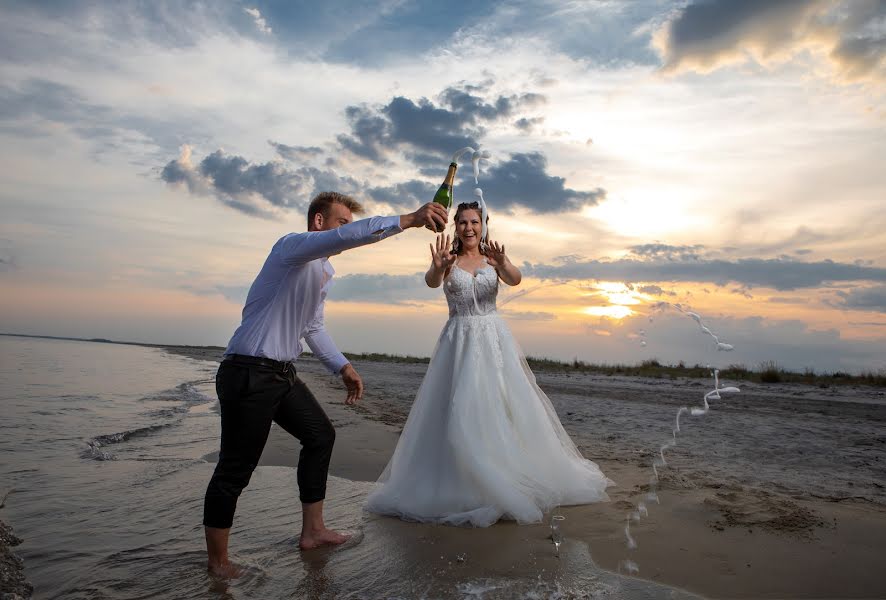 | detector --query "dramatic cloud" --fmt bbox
[524,256,886,291]
[336,85,546,161]
[160,145,360,217]
[163,100,600,216]
[478,152,606,213]
[655,0,886,83]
